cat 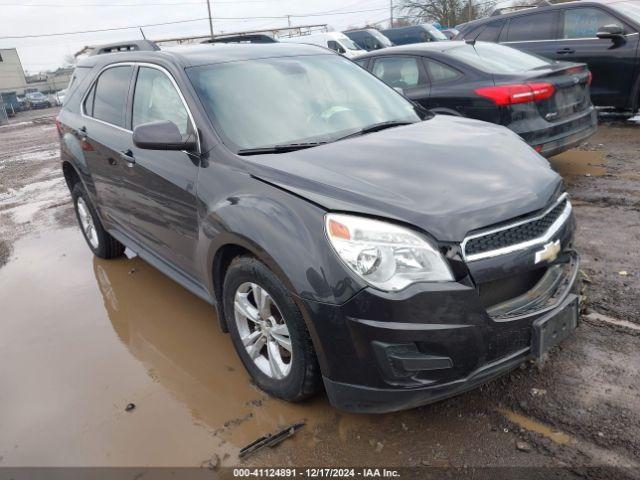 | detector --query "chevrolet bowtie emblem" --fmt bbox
[535,239,561,264]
